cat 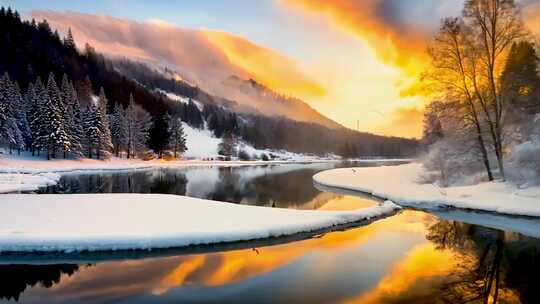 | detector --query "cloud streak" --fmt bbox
[282,0,463,79]
[30,11,324,100]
